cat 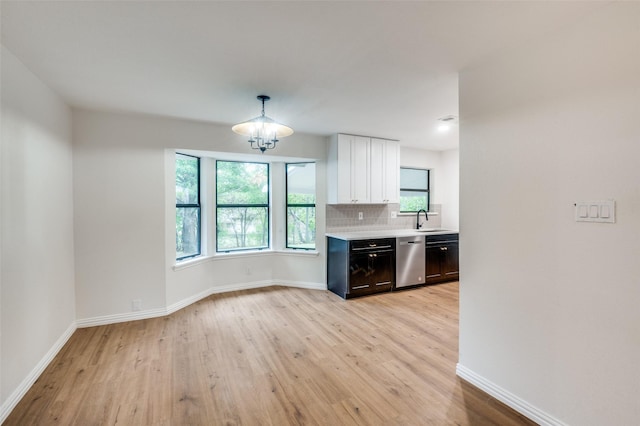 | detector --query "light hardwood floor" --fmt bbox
[6,282,535,425]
